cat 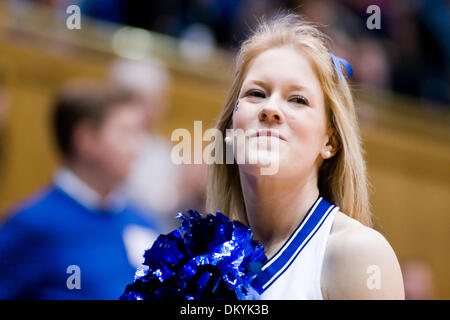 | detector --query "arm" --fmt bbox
[321,225,405,299]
